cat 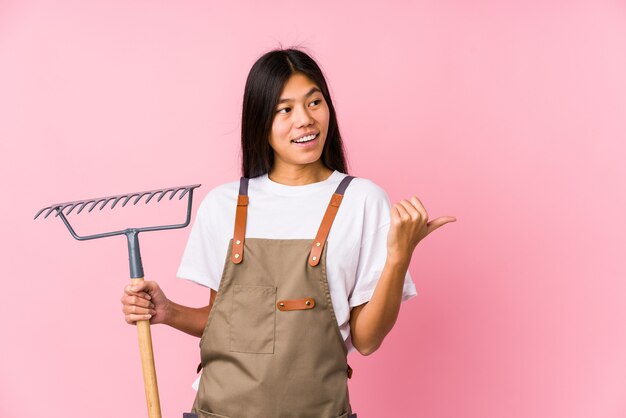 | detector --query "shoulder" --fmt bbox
[344,175,390,206]
[341,174,393,230]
